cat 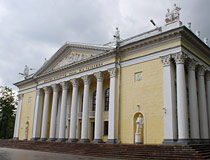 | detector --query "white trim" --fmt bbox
[121,46,181,68]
